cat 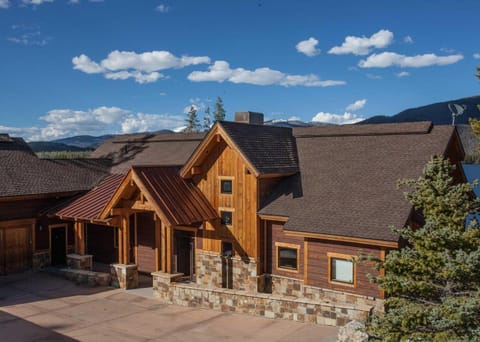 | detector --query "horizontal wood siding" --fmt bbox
[268,221,304,279]
[136,212,156,273]
[86,224,116,264]
[193,141,258,259]
[306,239,382,298]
